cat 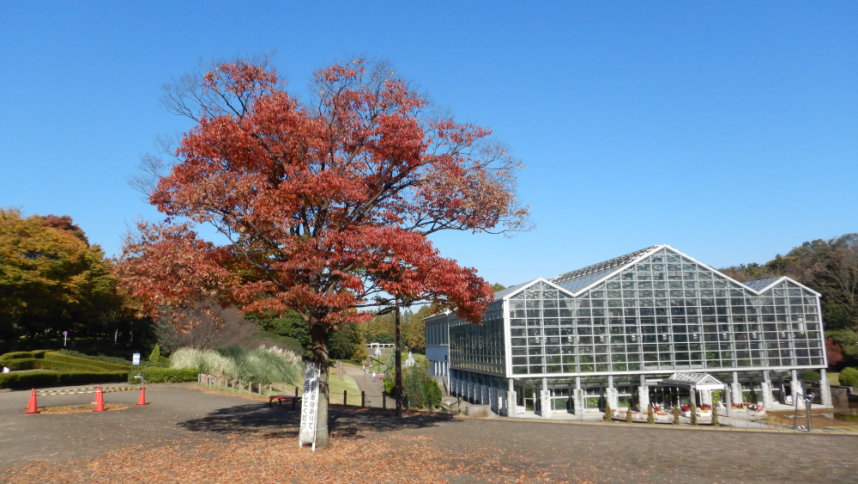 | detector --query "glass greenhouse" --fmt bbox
[438,245,832,418]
